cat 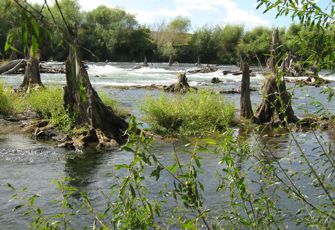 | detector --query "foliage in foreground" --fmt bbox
[6,117,335,229]
[141,91,235,135]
